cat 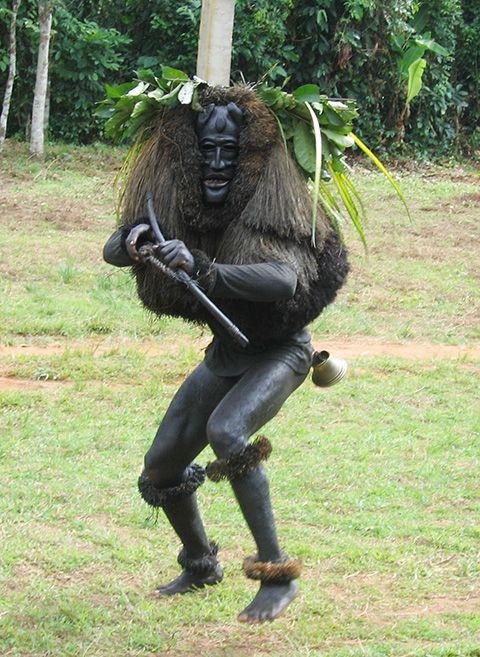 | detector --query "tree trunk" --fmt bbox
[30,1,53,157]
[43,73,50,135]
[0,0,22,152]
[196,0,236,86]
